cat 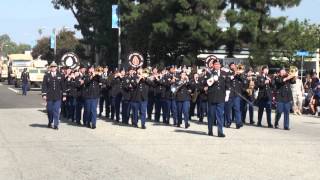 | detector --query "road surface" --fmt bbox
[0,82,319,180]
